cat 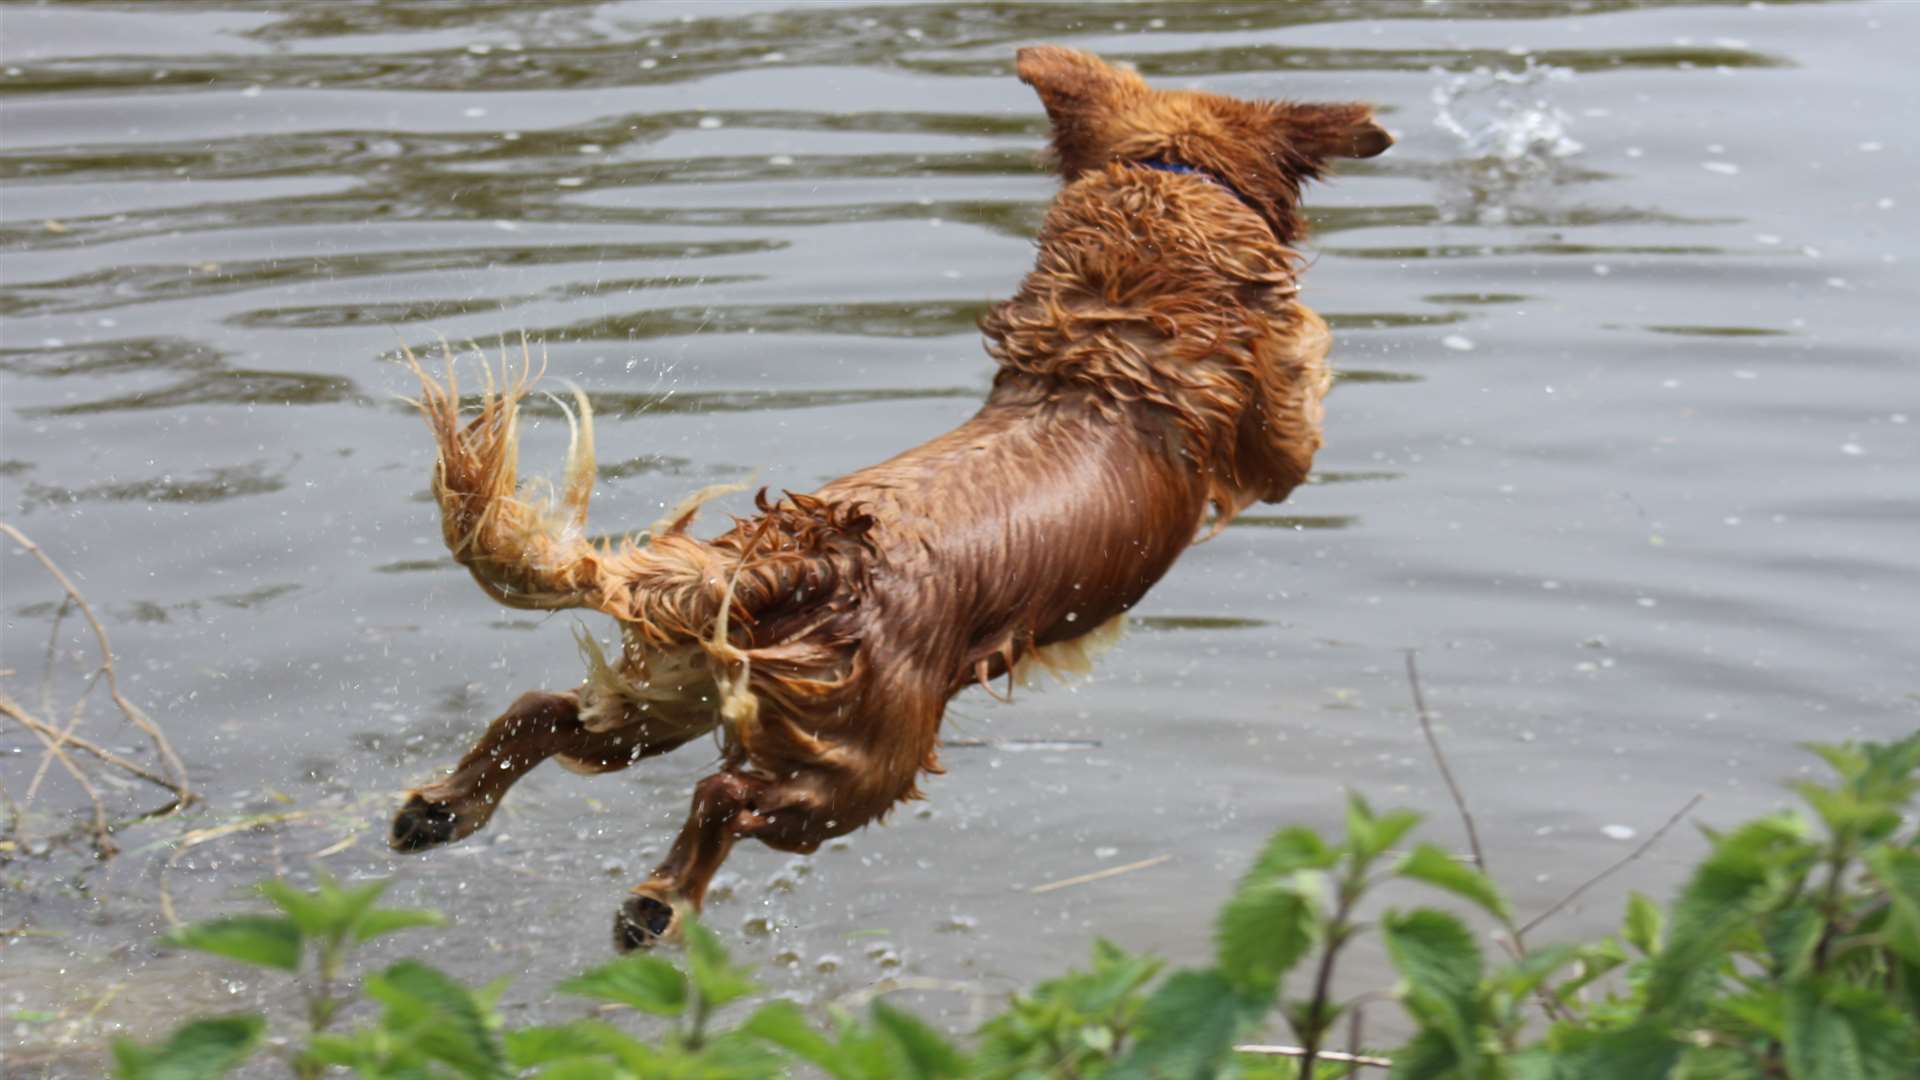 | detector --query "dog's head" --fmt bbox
[1015,45,1390,242]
